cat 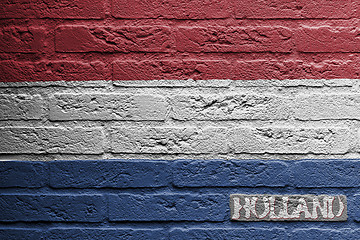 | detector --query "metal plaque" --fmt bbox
[230,194,347,221]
